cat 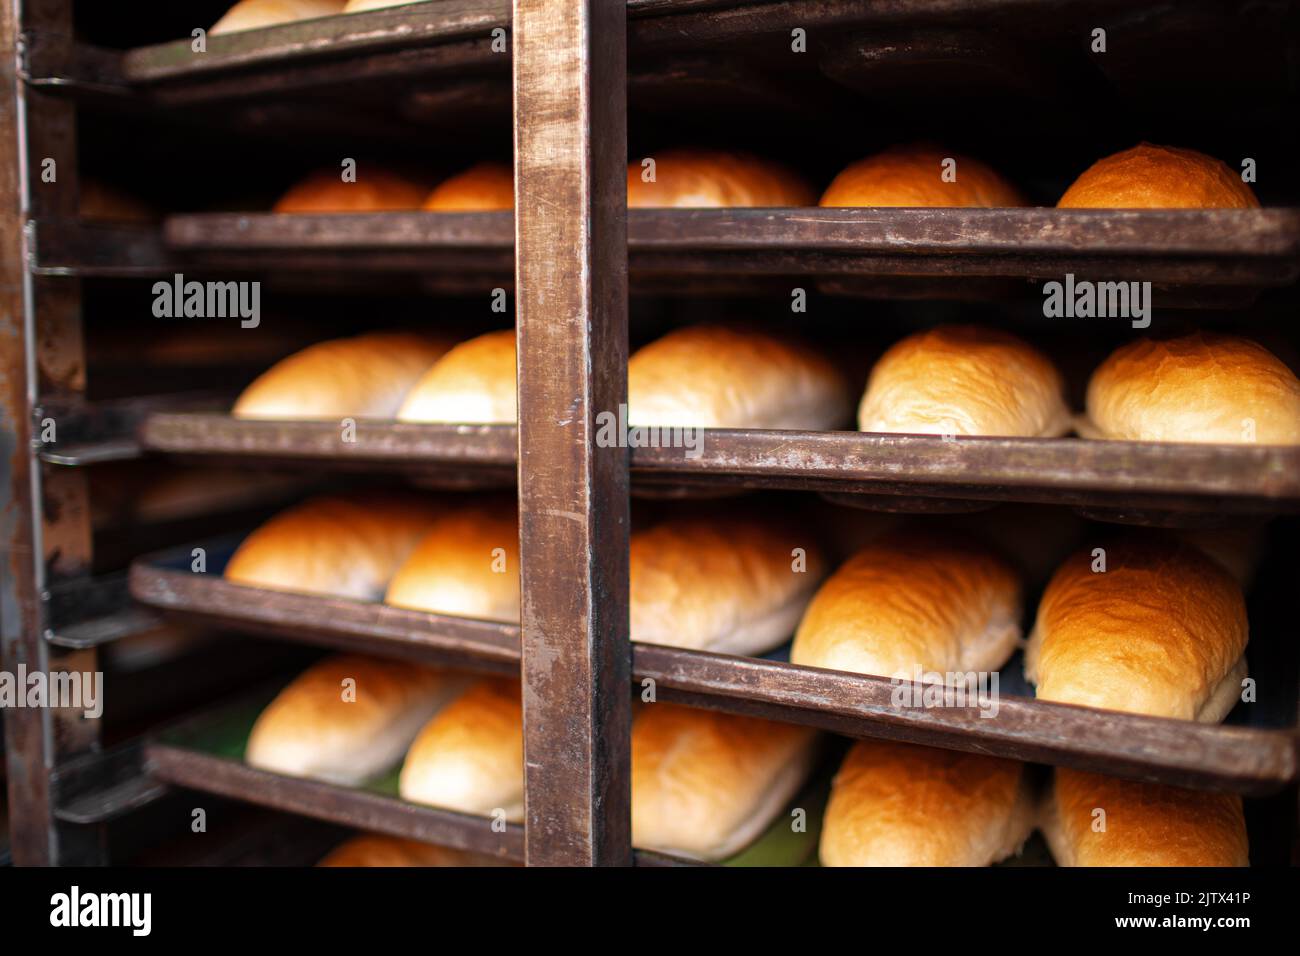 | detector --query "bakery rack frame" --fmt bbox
[4,0,1300,866]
